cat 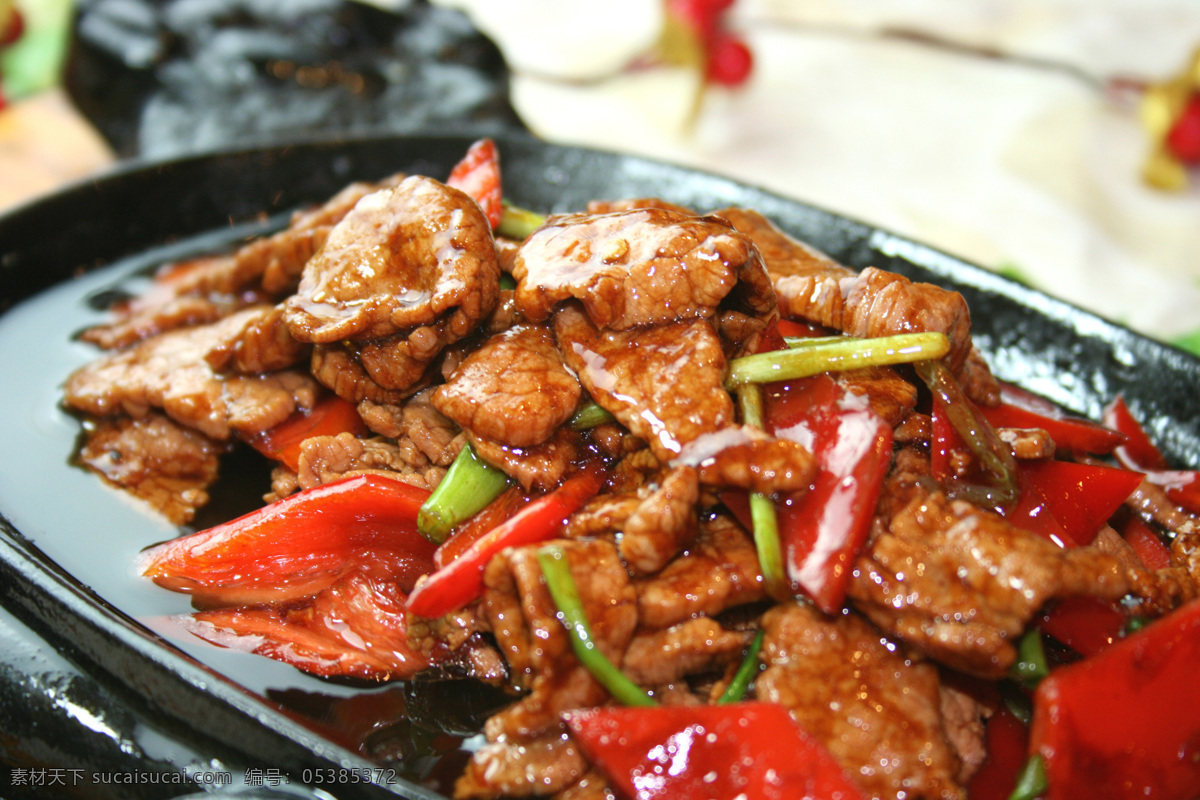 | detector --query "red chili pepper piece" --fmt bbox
[1103,395,1171,471]
[1122,515,1172,571]
[405,462,606,619]
[183,564,430,680]
[564,702,866,800]
[1038,595,1126,657]
[1030,598,1200,800]
[764,374,893,614]
[446,137,503,230]
[966,705,1030,800]
[245,394,367,471]
[982,388,1125,455]
[138,473,435,607]
[706,33,754,86]
[1018,459,1143,547]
